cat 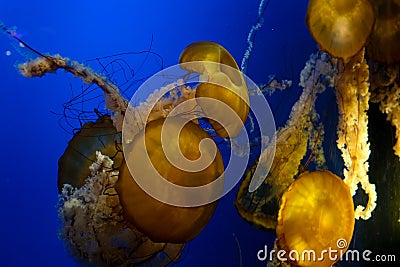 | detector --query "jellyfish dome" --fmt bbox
[117,117,224,243]
[276,170,355,267]
[306,0,375,61]
[179,41,250,138]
